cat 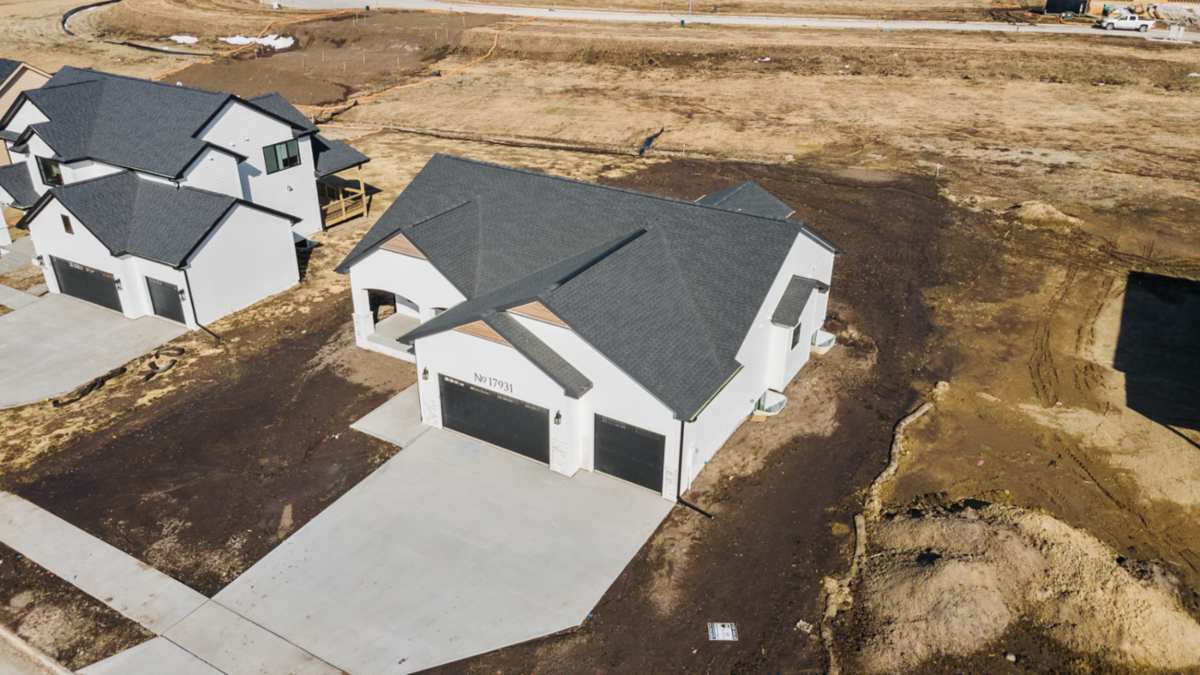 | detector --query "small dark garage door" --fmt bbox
[439,375,550,464]
[146,276,186,323]
[594,415,665,493]
[50,256,121,313]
